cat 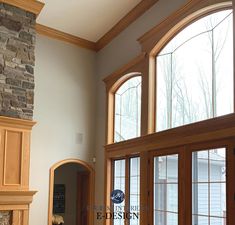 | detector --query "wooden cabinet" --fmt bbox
[0,116,36,225]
